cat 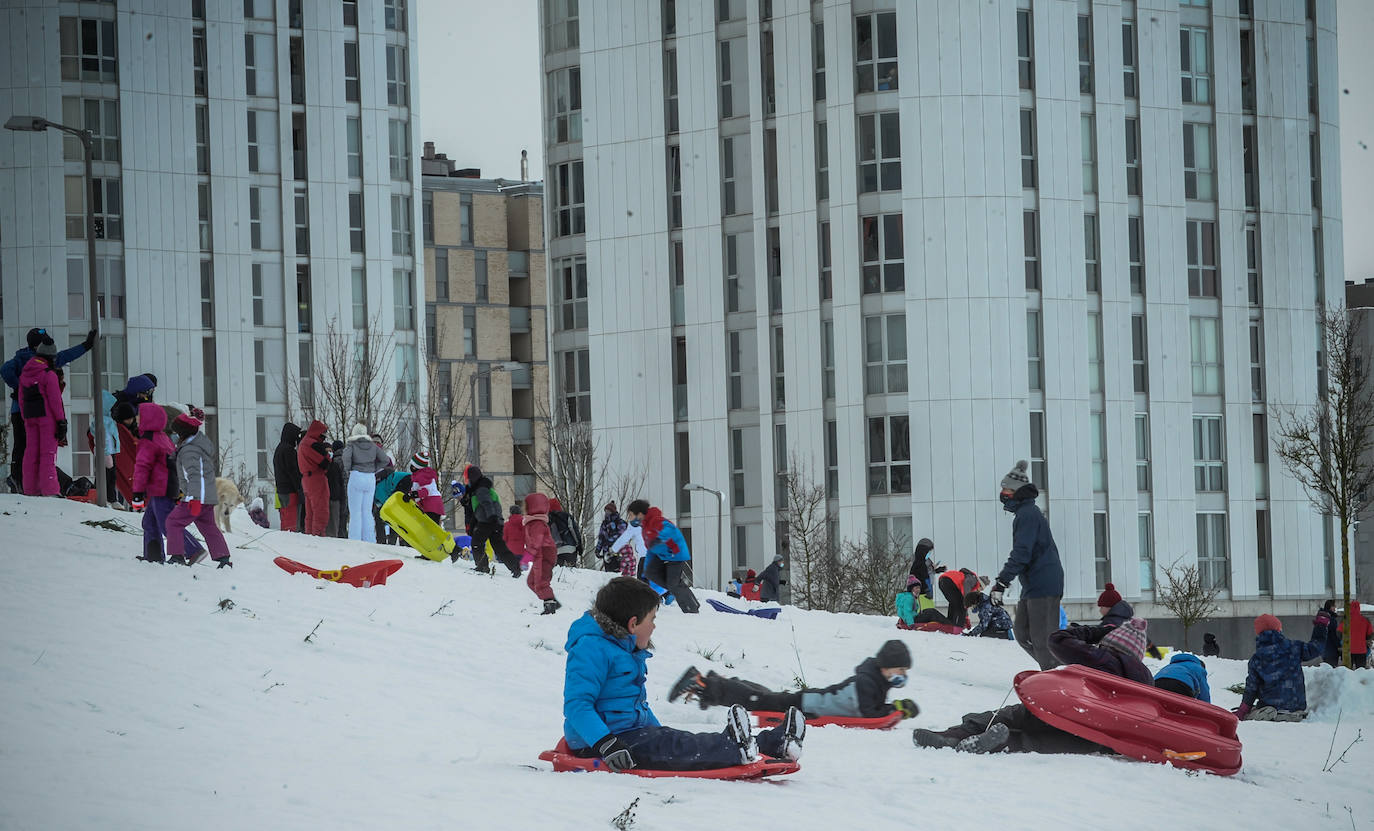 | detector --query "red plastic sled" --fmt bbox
[896,621,964,635]
[273,556,404,588]
[752,710,903,730]
[1015,666,1242,776]
[538,739,799,779]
